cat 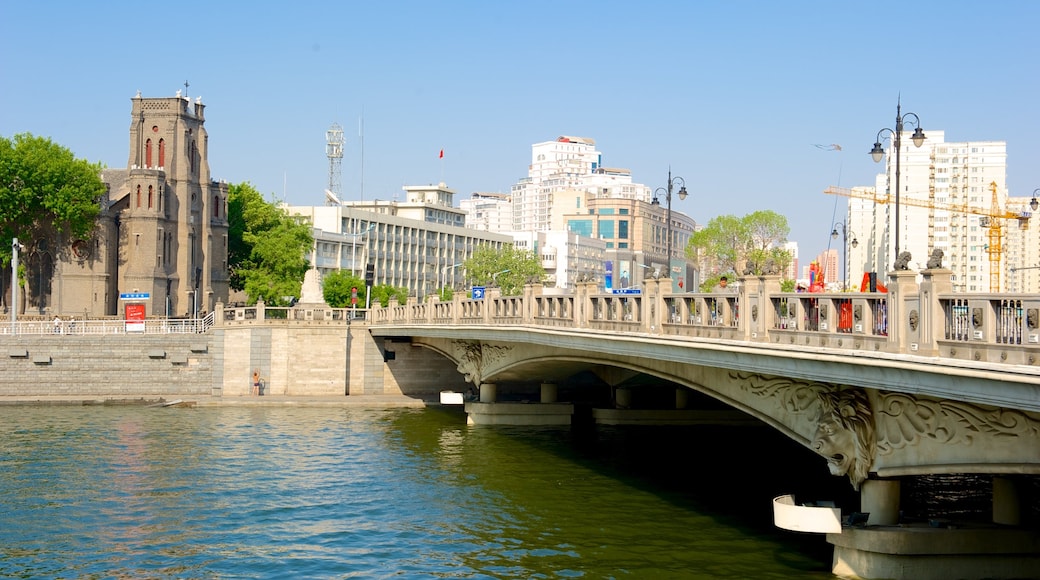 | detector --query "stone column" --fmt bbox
[540,382,557,403]
[993,477,1021,526]
[675,387,689,409]
[739,276,760,340]
[886,270,919,351]
[861,479,900,526]
[256,299,265,321]
[615,387,632,409]
[213,301,224,326]
[918,269,952,356]
[479,382,497,403]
